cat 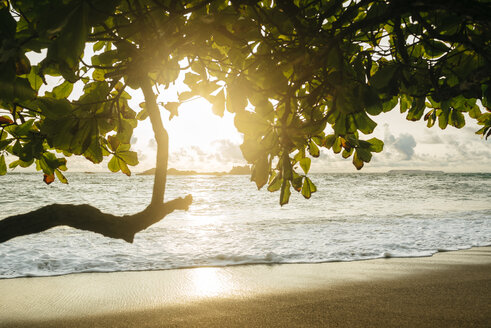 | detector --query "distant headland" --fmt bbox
[138,165,251,176]
[387,169,445,174]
